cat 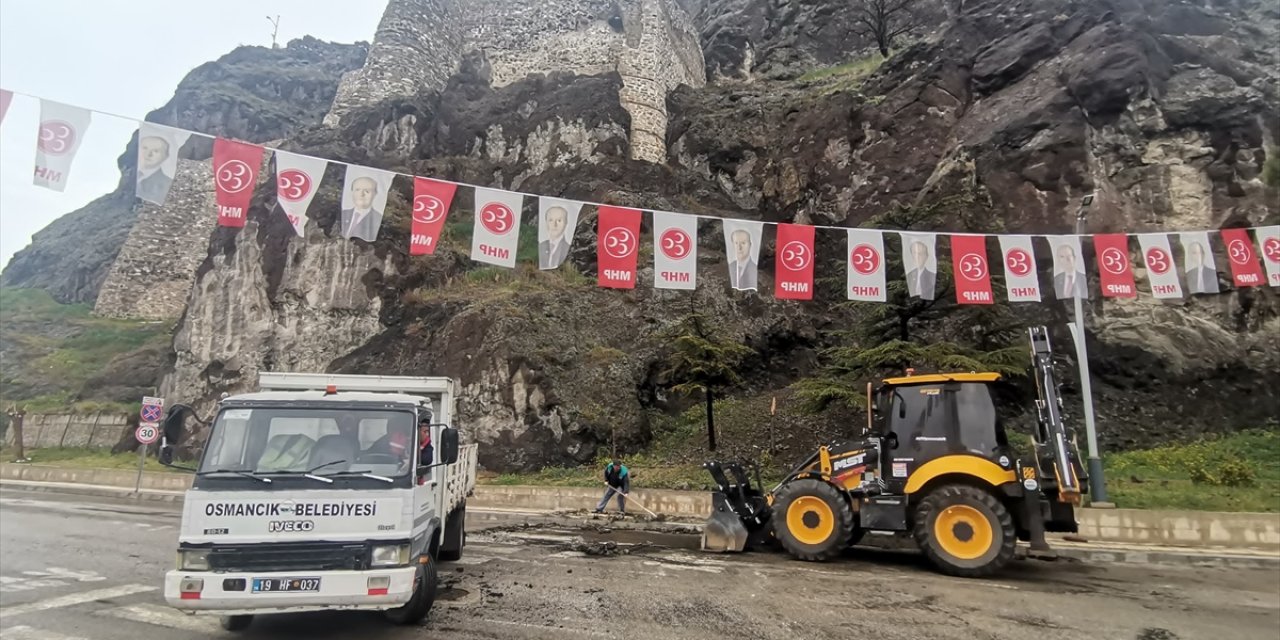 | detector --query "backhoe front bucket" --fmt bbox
[702,492,750,552]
